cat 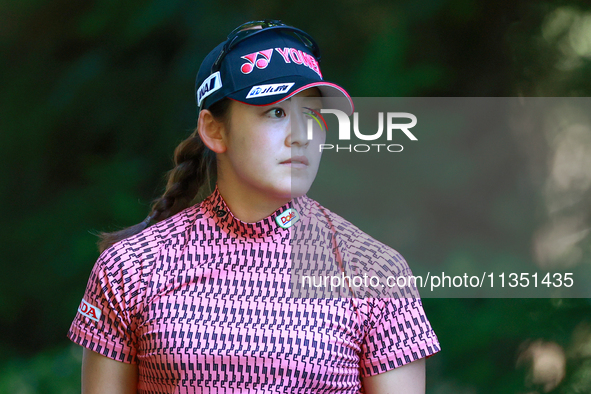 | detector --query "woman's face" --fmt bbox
[218,88,325,202]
